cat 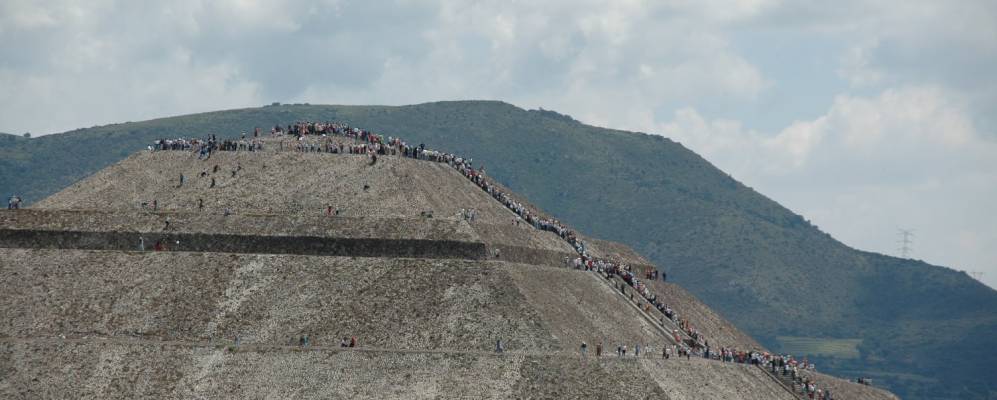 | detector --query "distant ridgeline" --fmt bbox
[0,101,990,399]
